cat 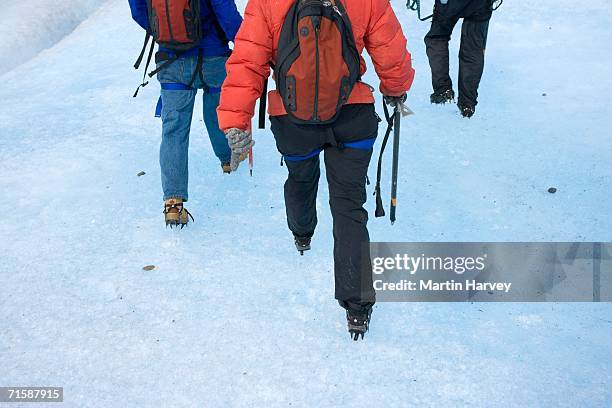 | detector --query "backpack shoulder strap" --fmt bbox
[258,78,268,129]
[133,36,156,97]
[258,62,275,129]
[134,31,152,70]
